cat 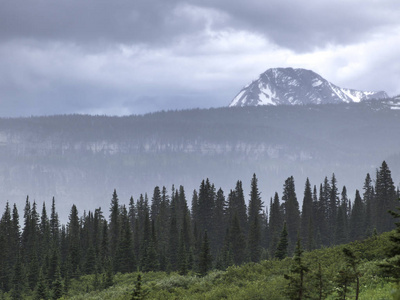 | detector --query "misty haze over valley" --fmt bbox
[1,96,399,222]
